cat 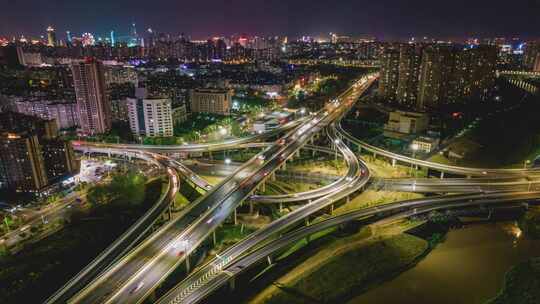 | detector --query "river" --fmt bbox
[348,222,540,304]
